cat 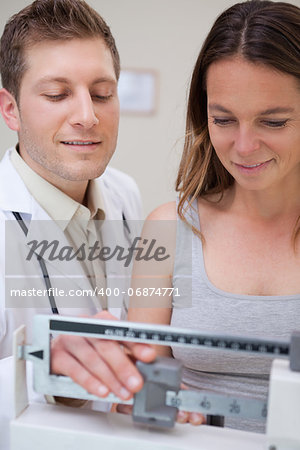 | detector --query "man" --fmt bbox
[0,1,155,446]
